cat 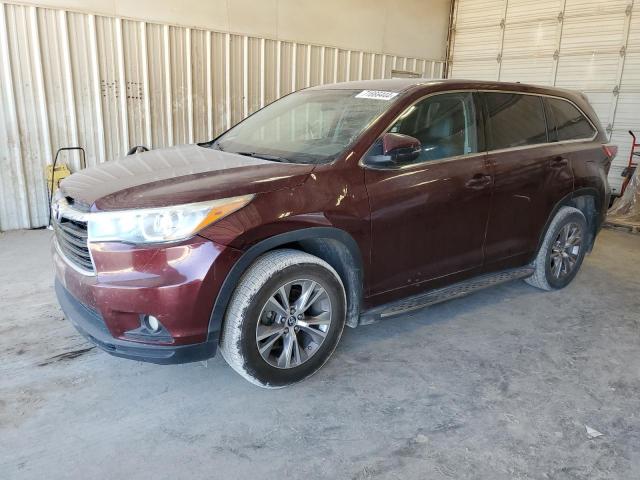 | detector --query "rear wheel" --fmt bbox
[220,249,346,388]
[525,206,588,291]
